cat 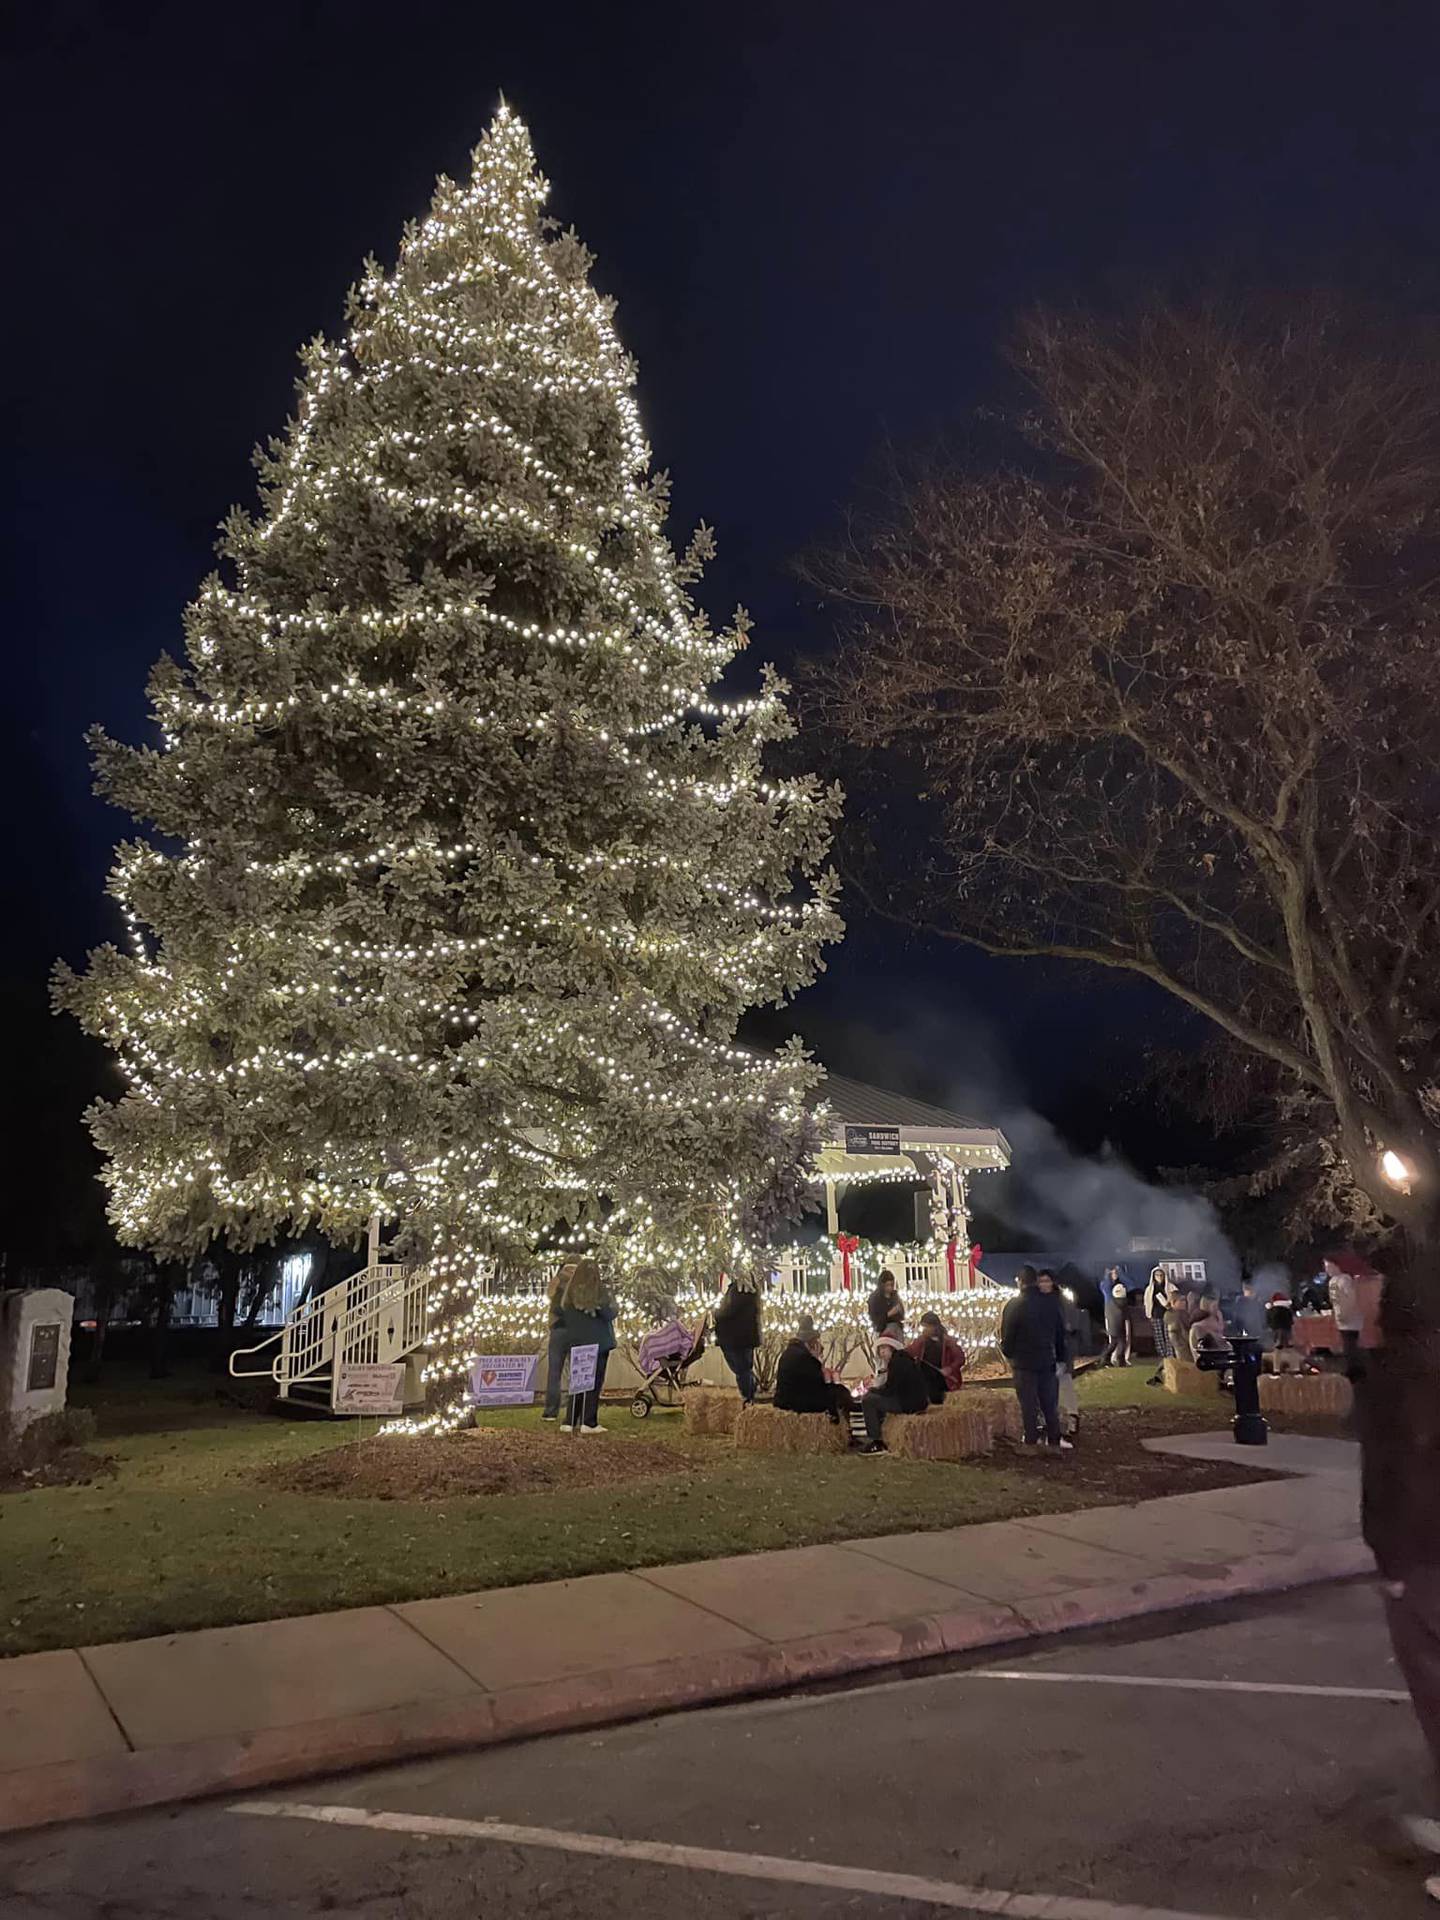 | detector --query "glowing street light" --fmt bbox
[1380,1148,1413,1189]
